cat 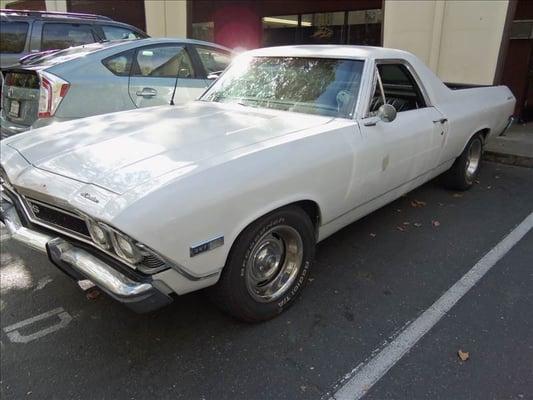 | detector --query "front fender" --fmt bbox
[110,122,355,278]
